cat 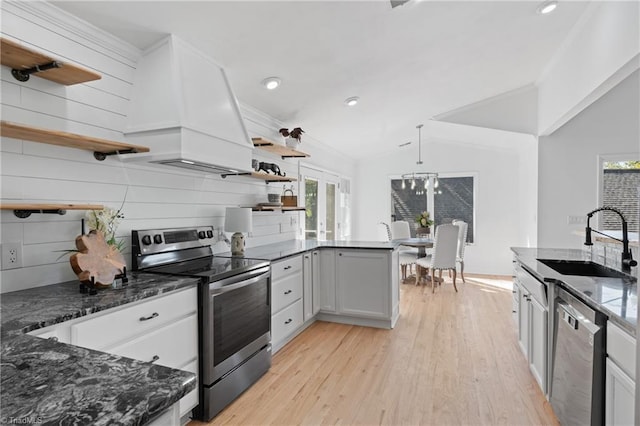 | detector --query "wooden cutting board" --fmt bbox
[70,231,125,287]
